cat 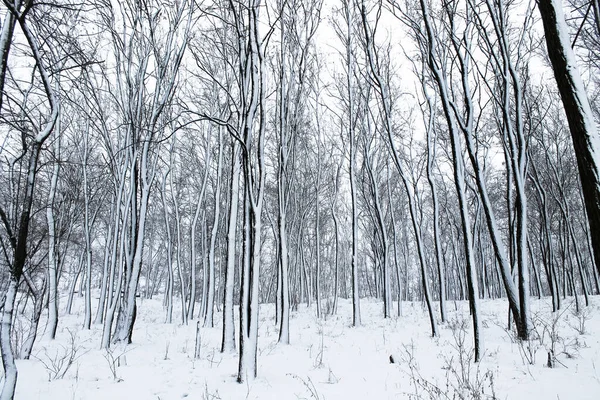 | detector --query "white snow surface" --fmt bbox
[16,295,600,399]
